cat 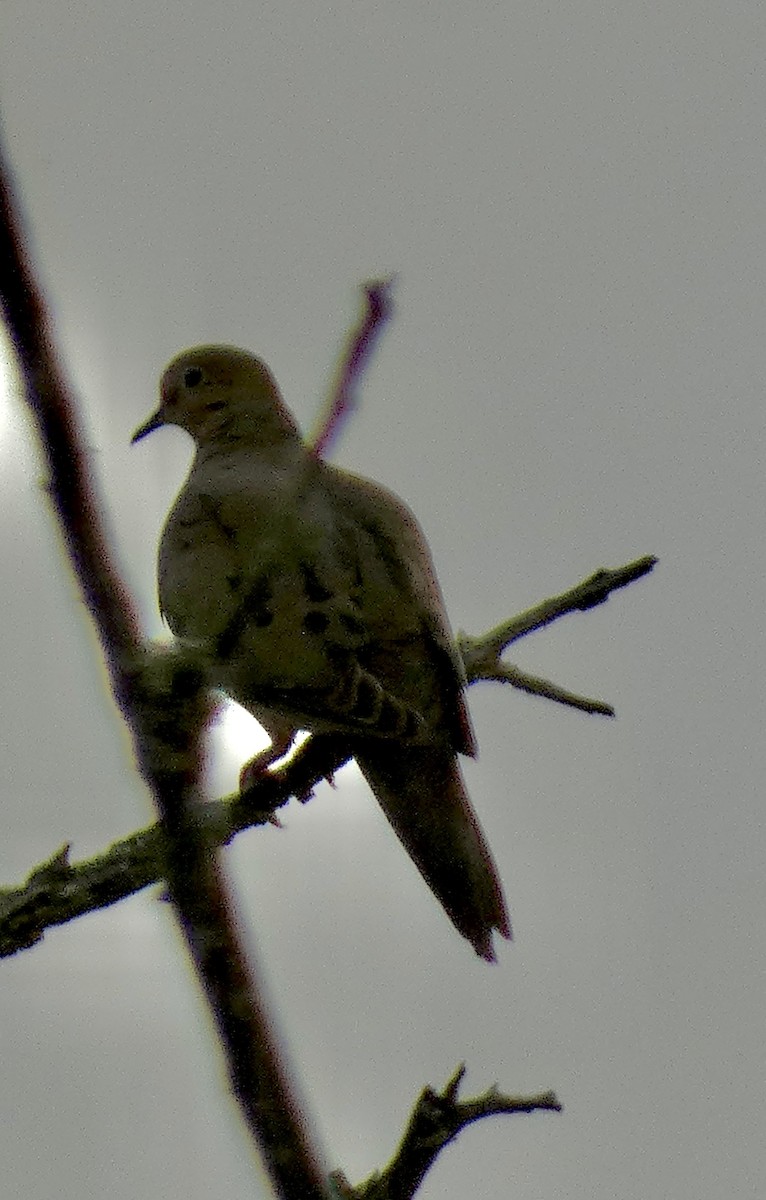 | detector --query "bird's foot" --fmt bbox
[239,734,295,794]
